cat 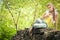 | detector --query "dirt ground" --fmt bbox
[11,28,60,40]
